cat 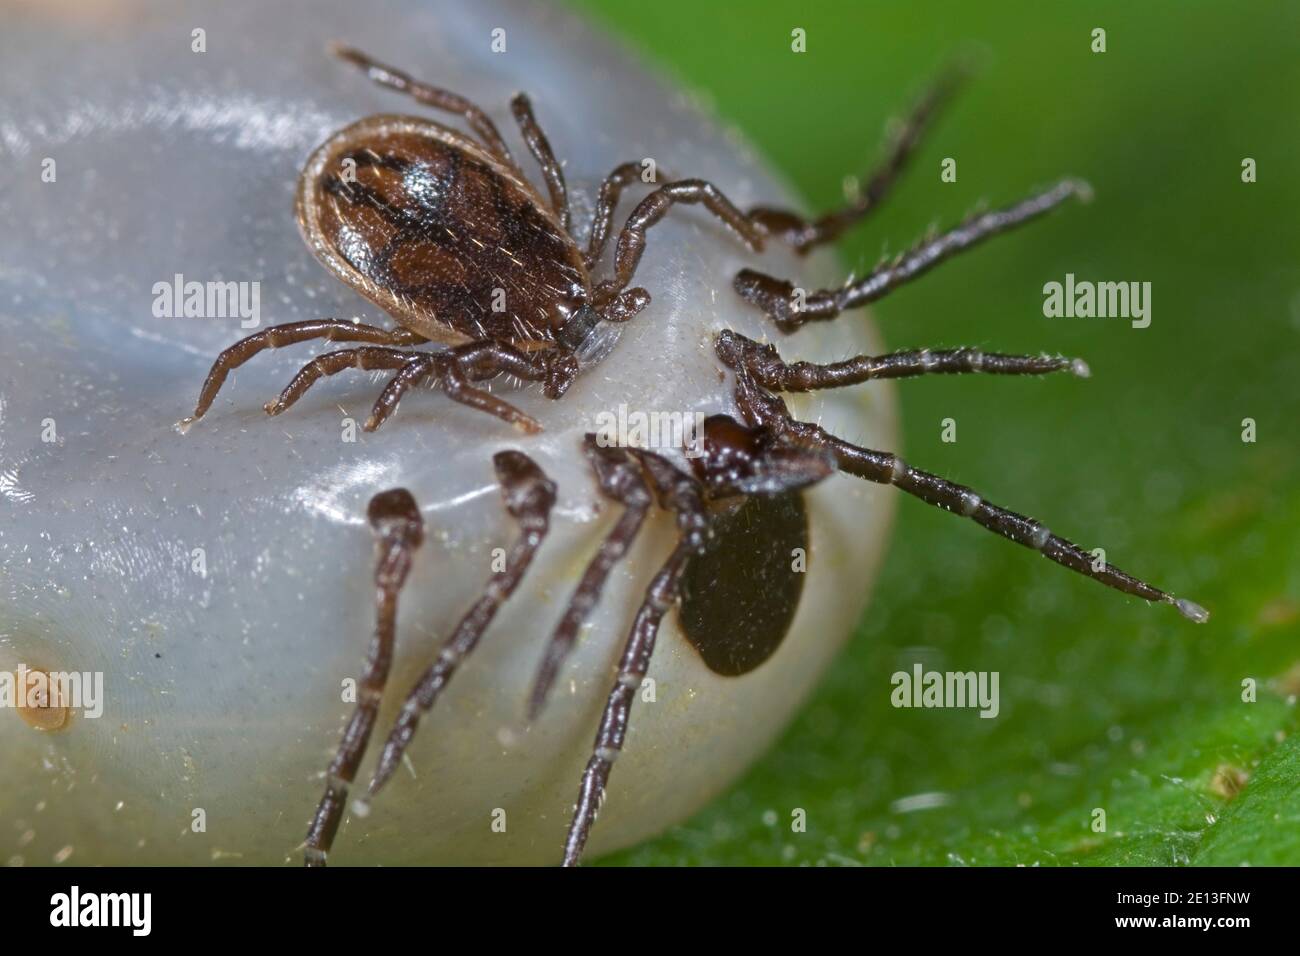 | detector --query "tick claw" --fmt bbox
[1067,177,1096,204]
[1174,597,1210,623]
